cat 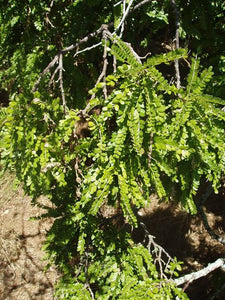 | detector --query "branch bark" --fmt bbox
[113,0,135,35]
[174,258,225,286]
[32,0,152,92]
[170,0,181,89]
[32,24,113,92]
